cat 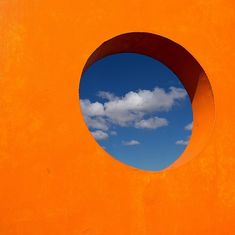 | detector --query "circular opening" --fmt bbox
[79,32,215,171]
[80,53,193,171]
